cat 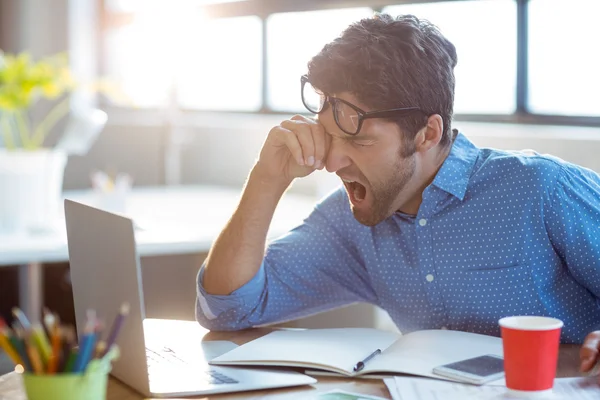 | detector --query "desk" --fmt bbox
[0,325,585,400]
[0,185,317,322]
